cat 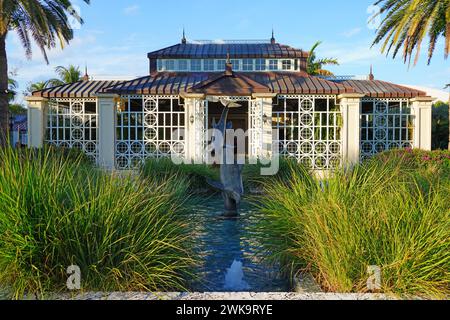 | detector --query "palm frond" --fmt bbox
[373,0,449,65]
[306,41,339,76]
